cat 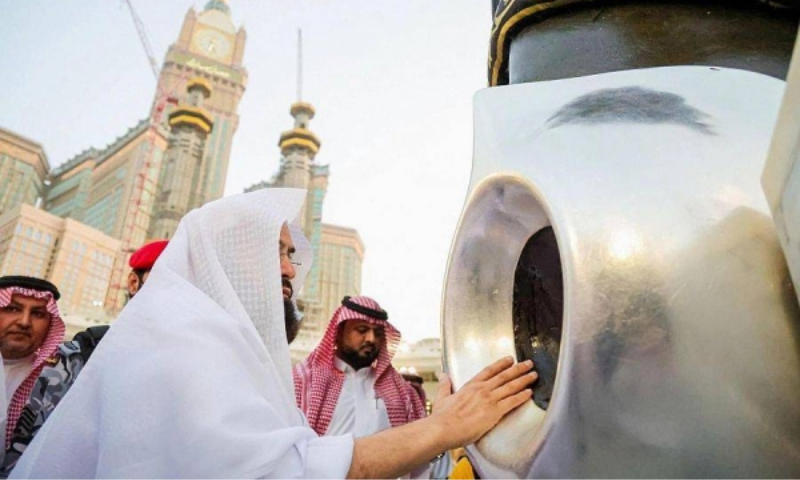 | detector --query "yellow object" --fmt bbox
[168,114,212,133]
[449,456,476,480]
[278,128,321,154]
[186,77,213,97]
[290,101,316,118]
[490,4,549,86]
